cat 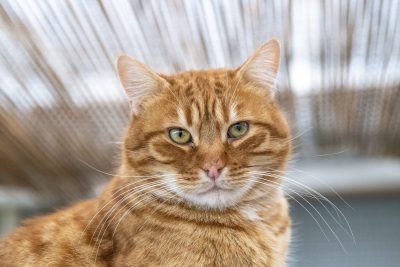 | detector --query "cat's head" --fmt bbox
[117,39,291,210]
